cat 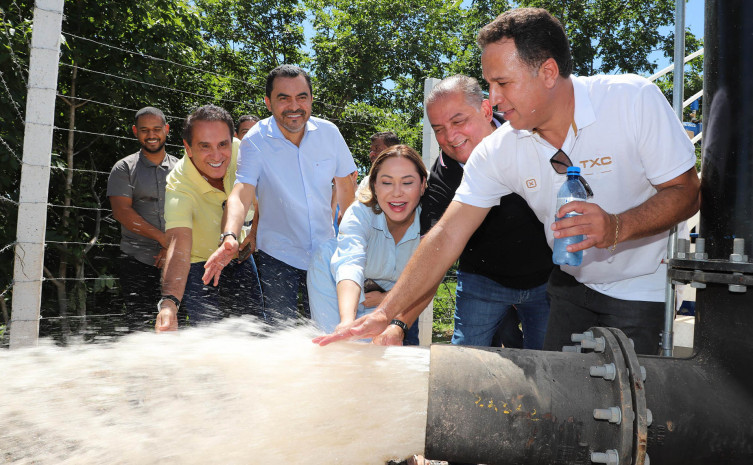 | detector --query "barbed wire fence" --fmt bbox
[0,5,451,347]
